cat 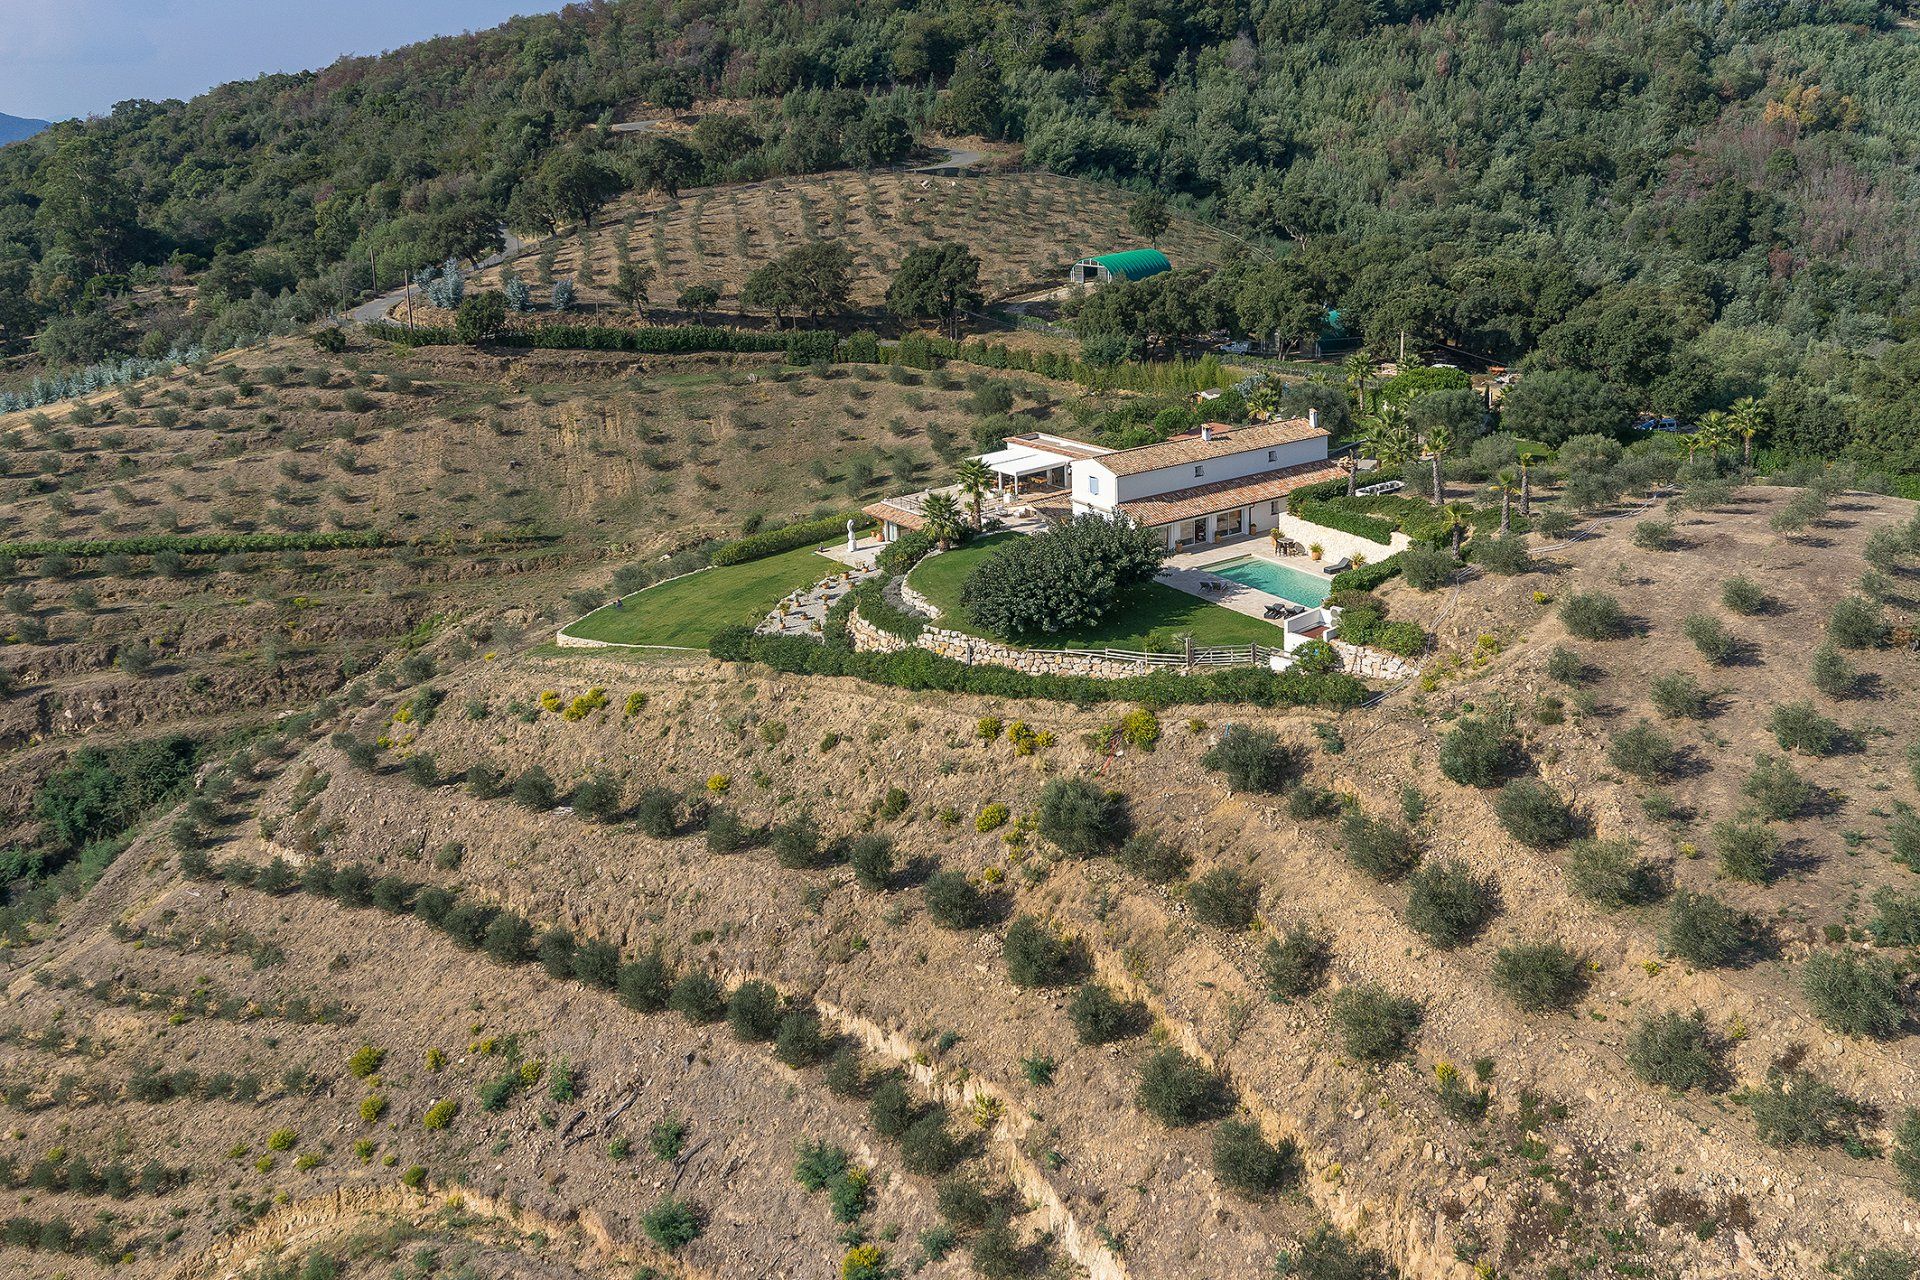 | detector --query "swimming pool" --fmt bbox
[1206,556,1333,606]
